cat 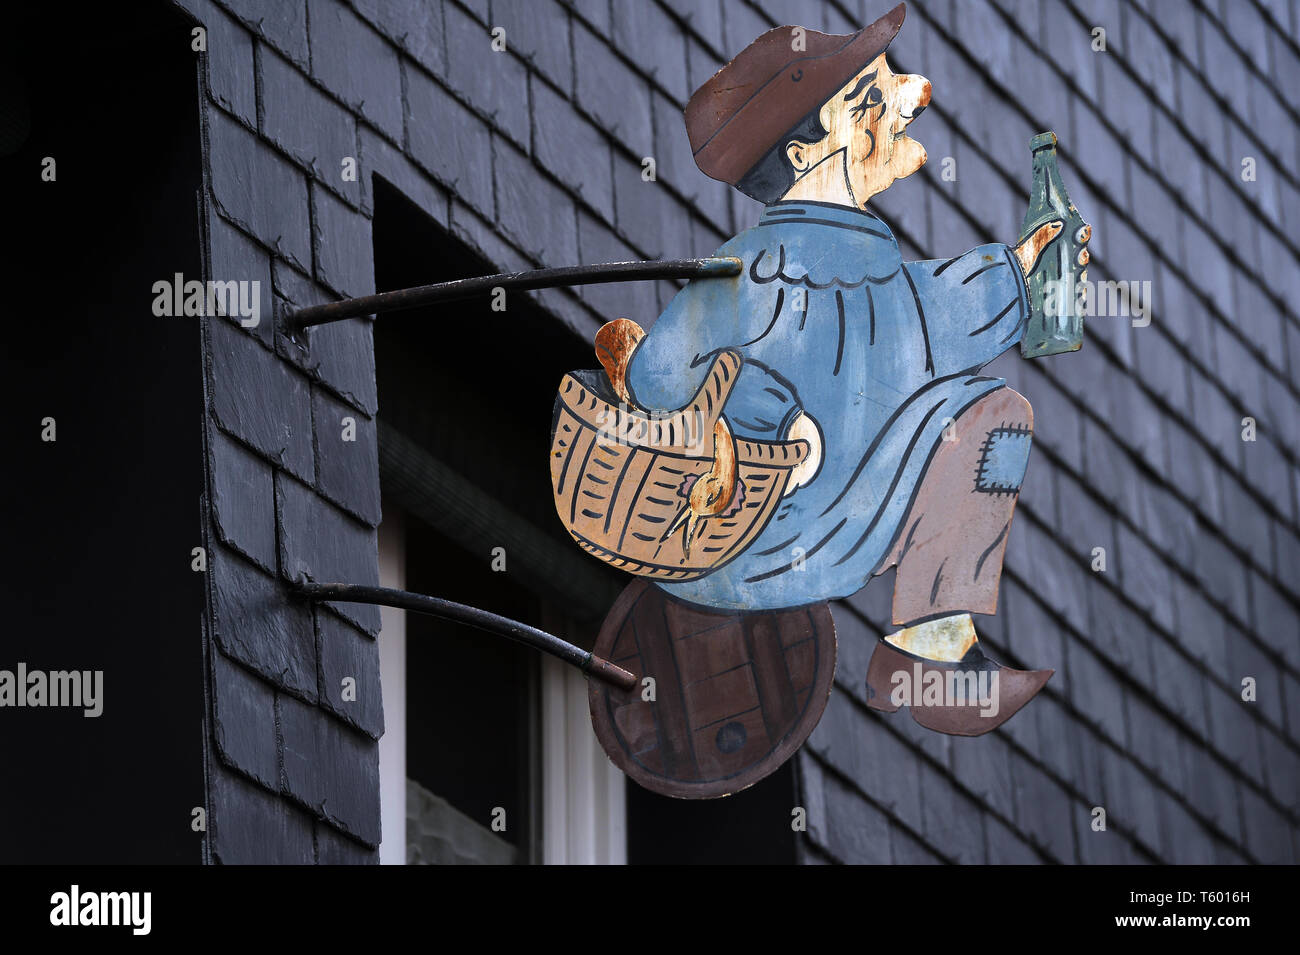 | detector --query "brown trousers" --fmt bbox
[877,387,1033,626]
